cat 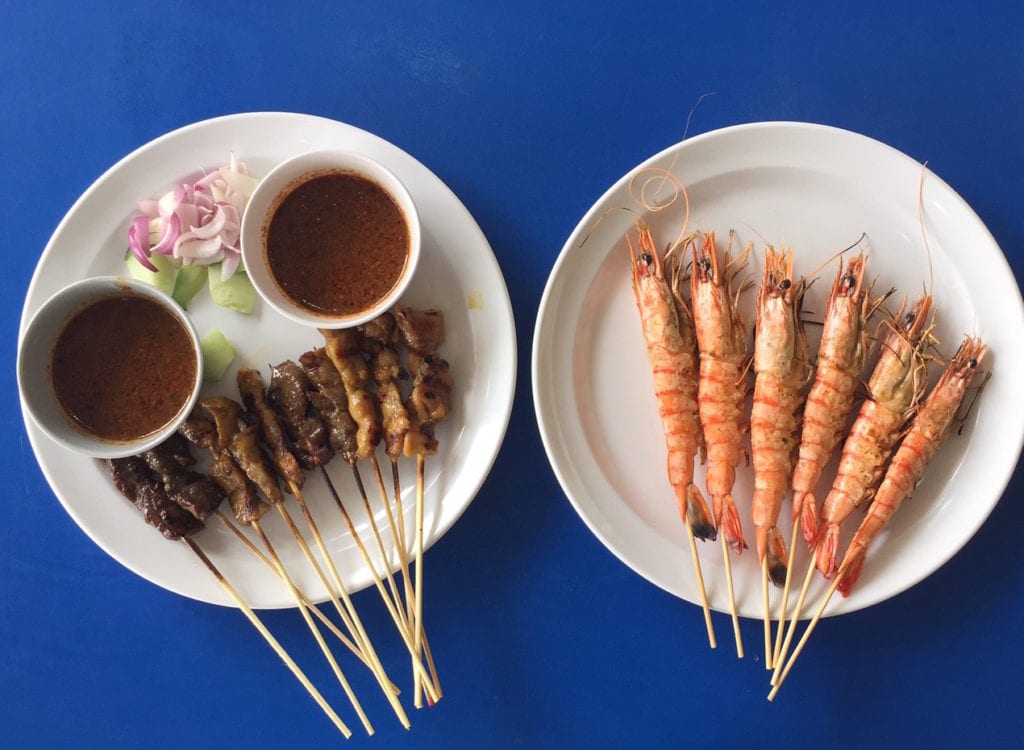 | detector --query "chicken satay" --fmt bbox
[108,456,204,539]
[394,305,445,354]
[140,434,225,522]
[199,396,285,505]
[393,306,452,457]
[319,328,383,458]
[359,313,411,459]
[179,413,270,526]
[239,368,305,489]
[268,361,333,469]
[300,348,359,460]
